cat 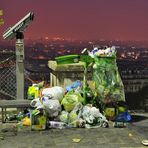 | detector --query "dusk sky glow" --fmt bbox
[1,0,148,41]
